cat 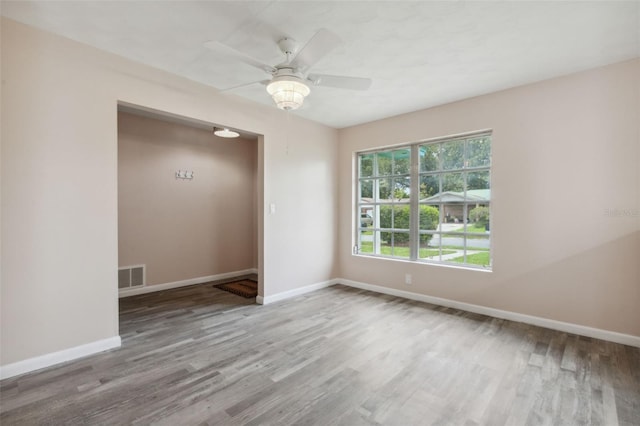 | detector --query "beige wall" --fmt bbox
[1,18,338,366]
[118,112,257,286]
[1,15,637,371]
[337,59,640,337]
